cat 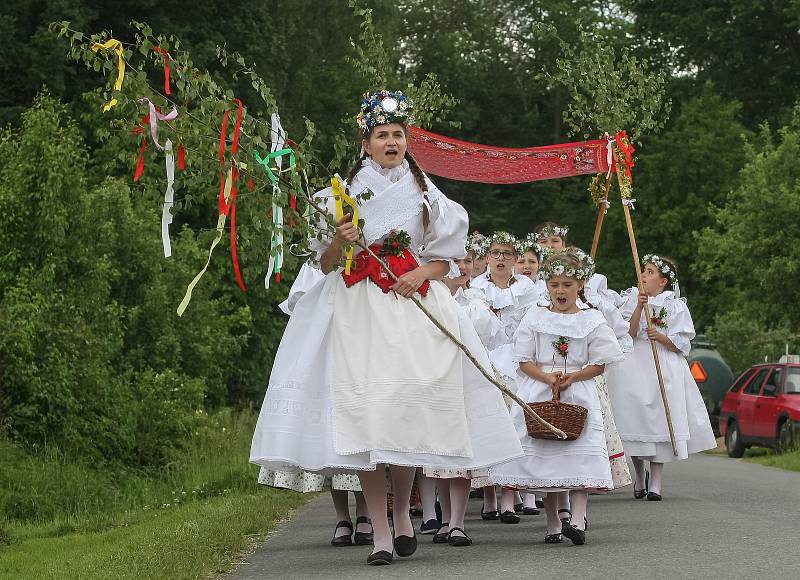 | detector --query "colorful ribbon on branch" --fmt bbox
[216,98,247,292]
[331,174,359,275]
[177,167,233,317]
[254,113,296,287]
[139,98,178,150]
[162,139,176,257]
[152,46,172,95]
[613,130,635,184]
[91,38,125,112]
